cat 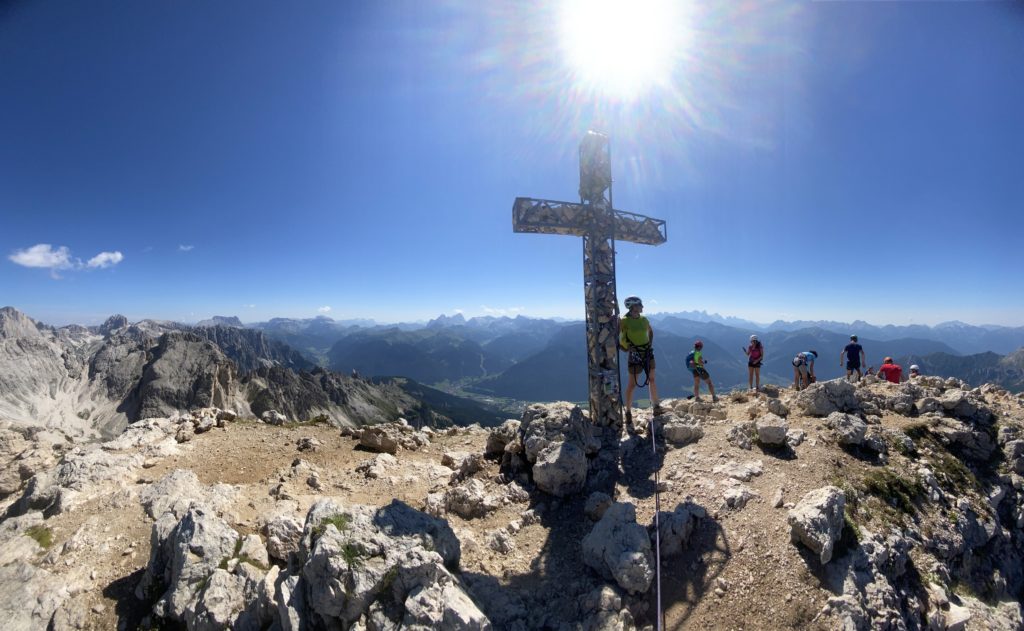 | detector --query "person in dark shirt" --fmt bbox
[840,335,866,381]
[877,357,903,383]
